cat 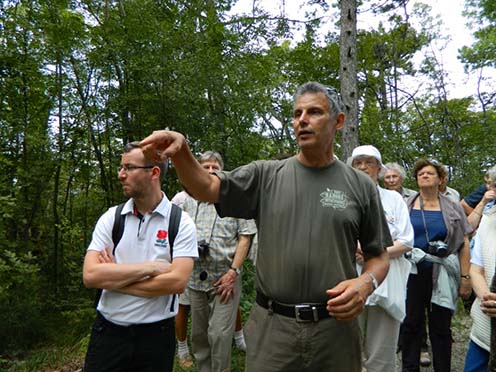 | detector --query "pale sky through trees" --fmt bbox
[231,0,493,100]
